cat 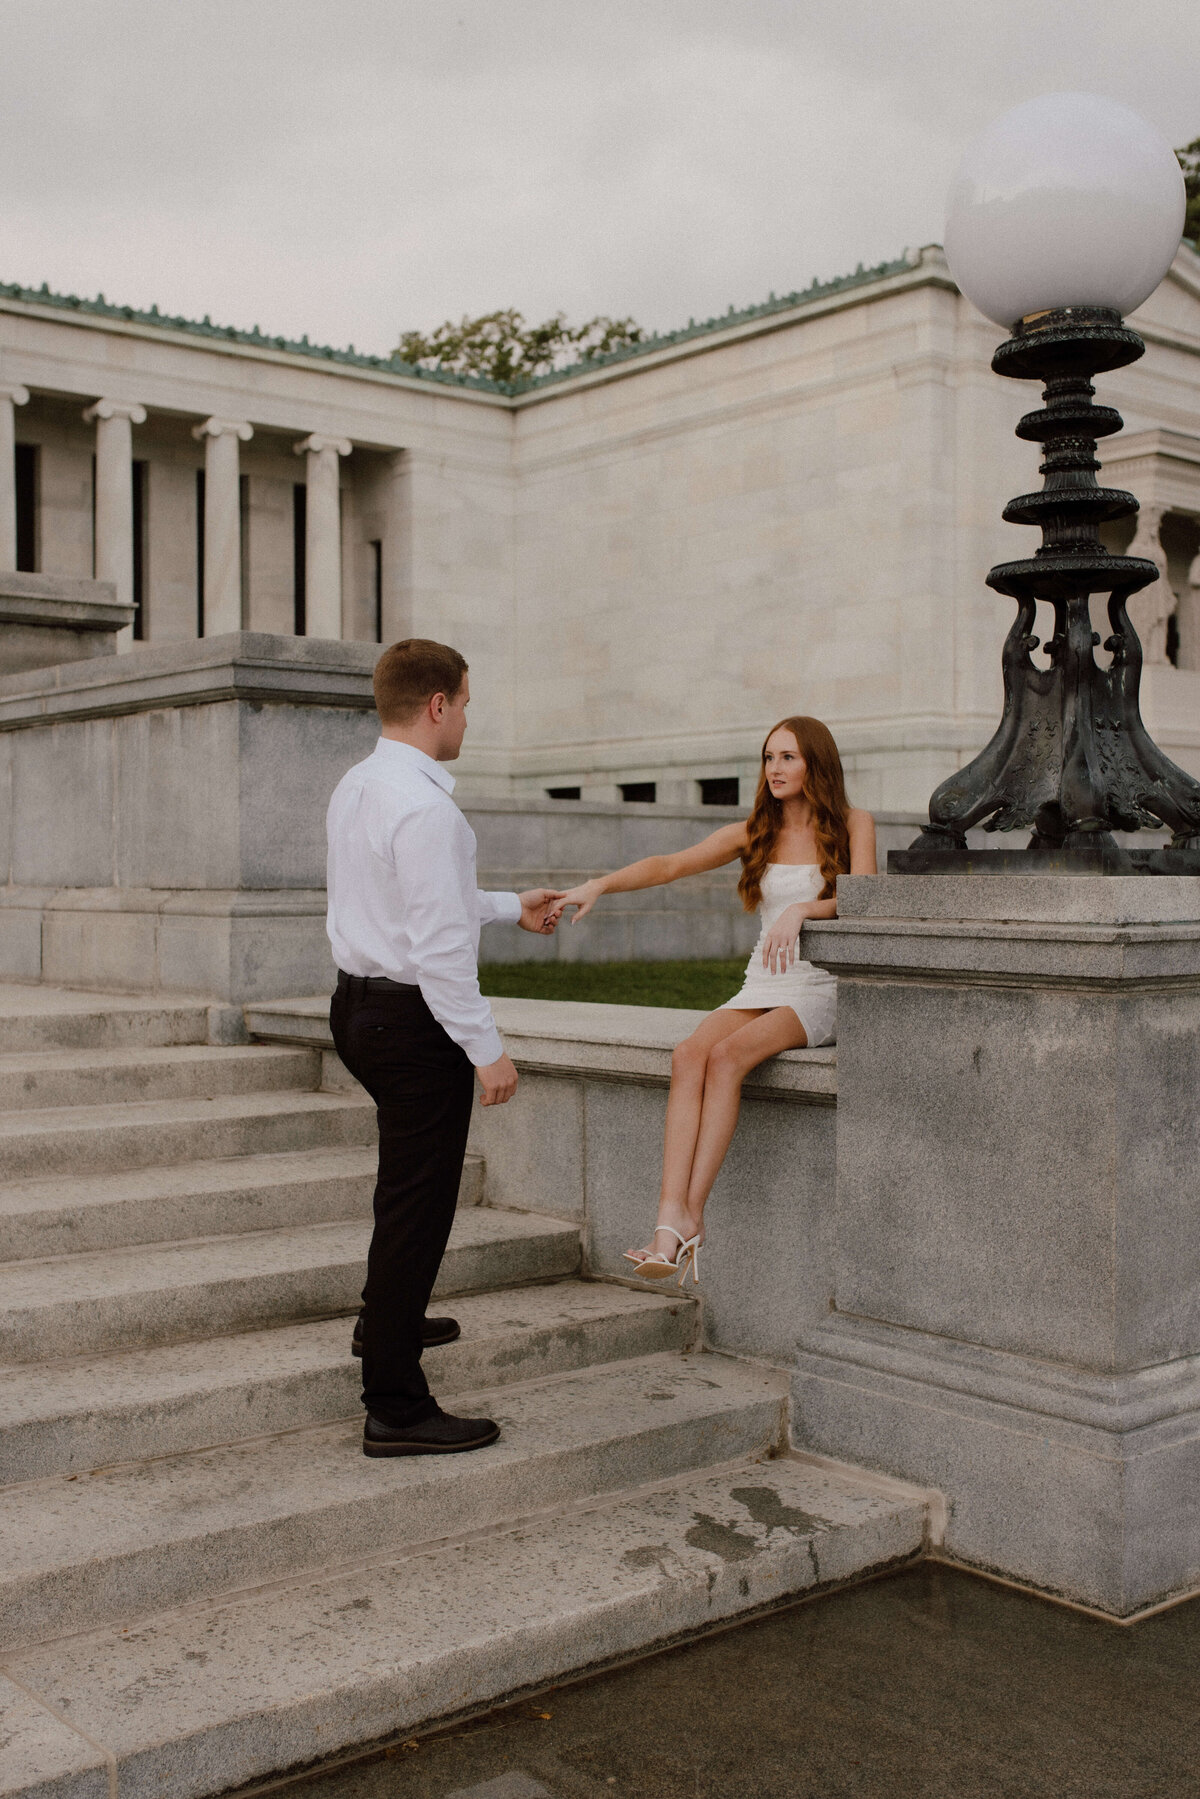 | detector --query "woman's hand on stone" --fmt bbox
[761,902,810,974]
